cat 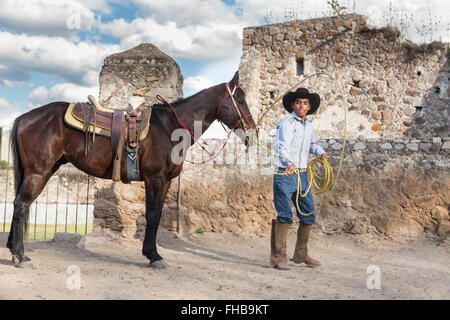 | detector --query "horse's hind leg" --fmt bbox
[7,172,54,268]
